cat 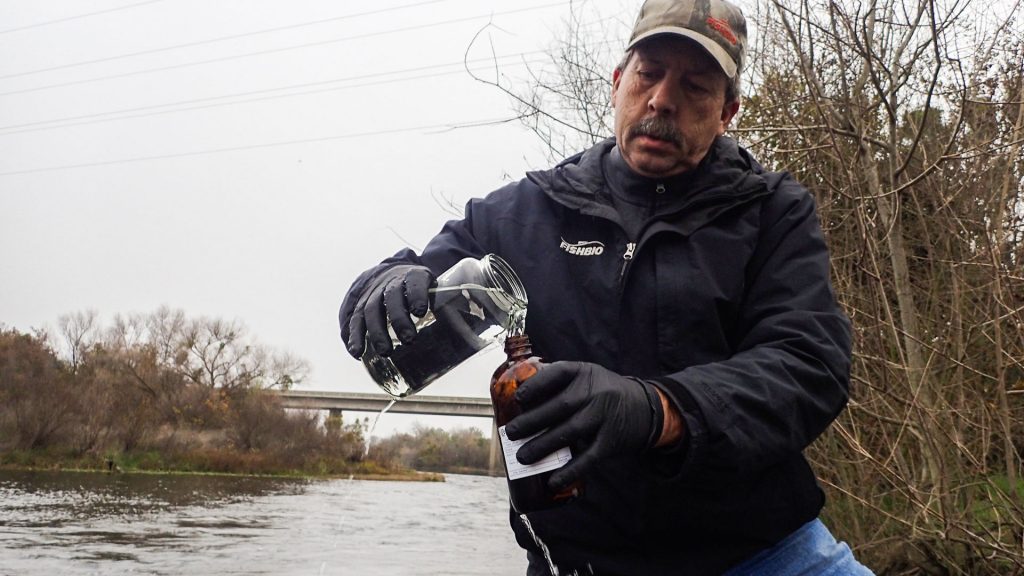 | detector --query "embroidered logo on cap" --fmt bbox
[706,16,738,45]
